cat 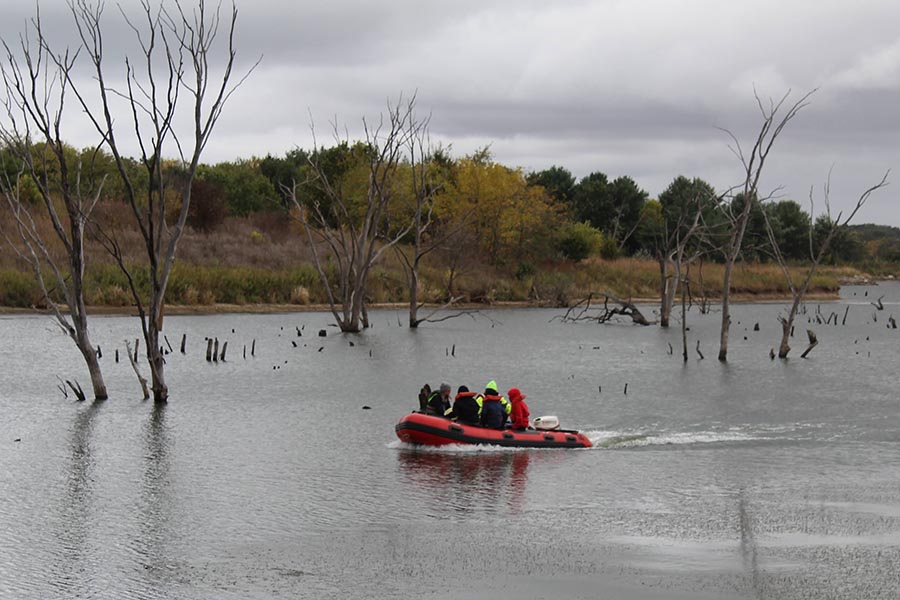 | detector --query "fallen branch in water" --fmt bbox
[554,291,652,326]
[125,340,150,400]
